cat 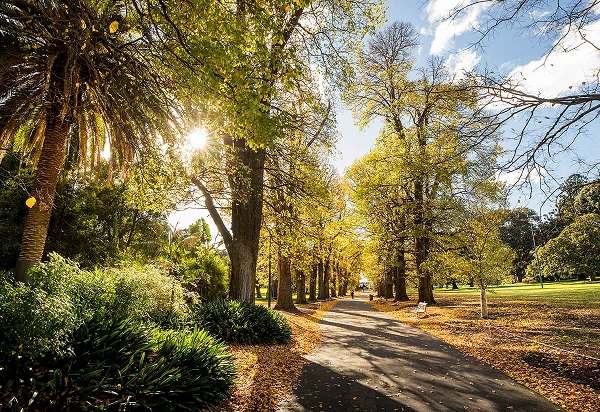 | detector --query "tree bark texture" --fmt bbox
[393,250,409,301]
[275,252,295,310]
[16,104,69,281]
[296,269,307,304]
[309,263,317,301]
[317,258,325,300]
[227,141,265,303]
